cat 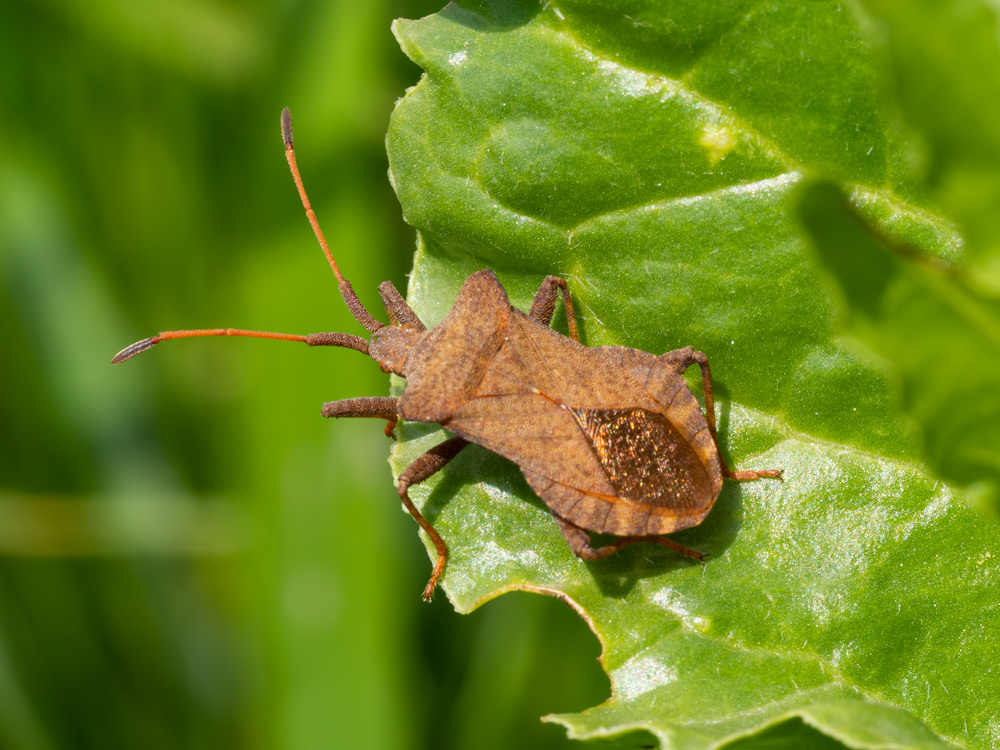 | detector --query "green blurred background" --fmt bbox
[0,1,609,748]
